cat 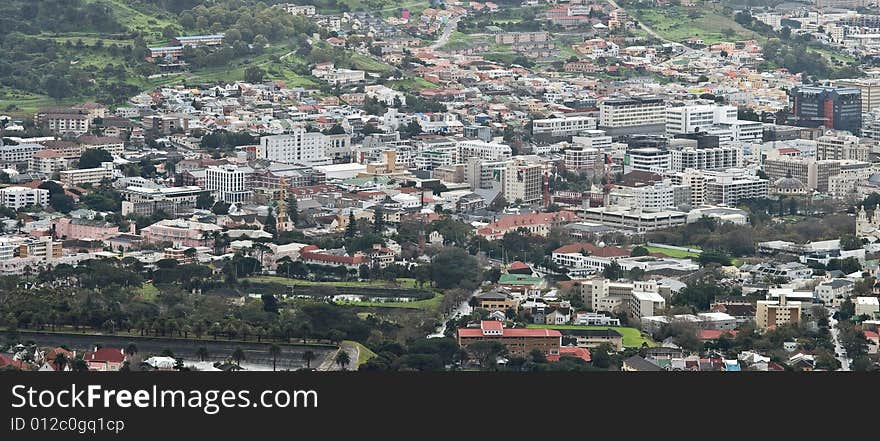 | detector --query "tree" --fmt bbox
[466,340,507,370]
[335,350,351,370]
[602,261,622,280]
[591,343,613,369]
[630,246,649,257]
[231,347,246,366]
[78,148,113,169]
[53,353,69,371]
[373,206,384,233]
[264,207,277,236]
[244,66,265,84]
[269,344,281,371]
[196,192,214,210]
[430,247,481,290]
[196,347,209,362]
[302,350,316,369]
[49,193,76,213]
[344,212,358,238]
